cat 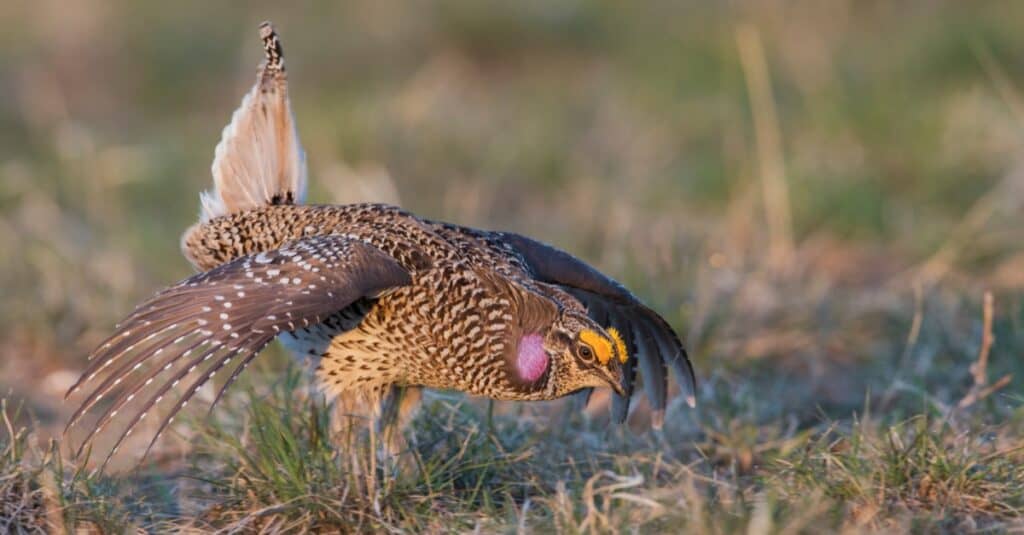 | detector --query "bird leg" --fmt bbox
[377,385,422,477]
[329,385,421,481]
